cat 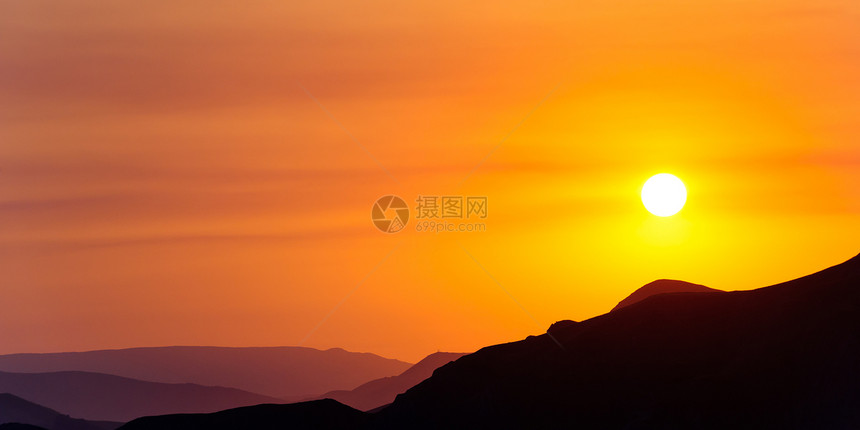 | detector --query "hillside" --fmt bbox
[105,252,860,429]
[375,252,860,428]
[118,399,367,430]
[0,347,410,399]
[0,370,281,422]
[610,279,722,311]
[316,352,467,411]
[0,393,119,430]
